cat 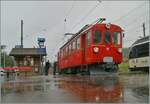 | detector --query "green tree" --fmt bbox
[1,52,15,67]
